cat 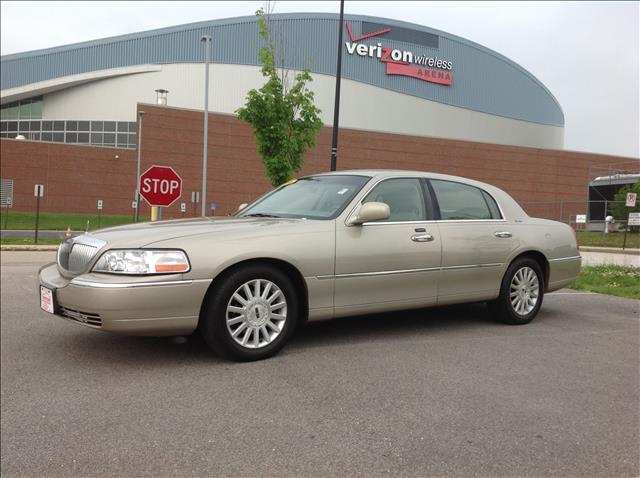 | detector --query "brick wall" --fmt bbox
[1,103,636,220]
[0,140,136,216]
